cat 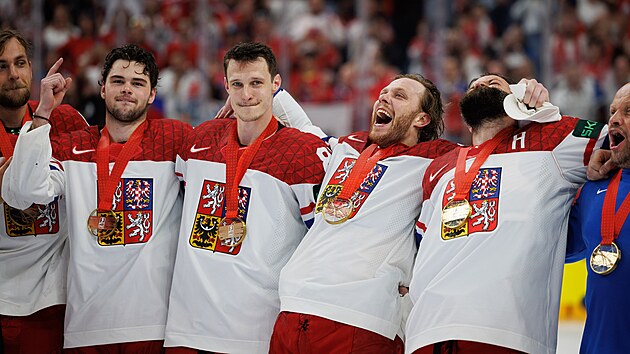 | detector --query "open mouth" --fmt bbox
[610,130,626,149]
[375,109,393,125]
